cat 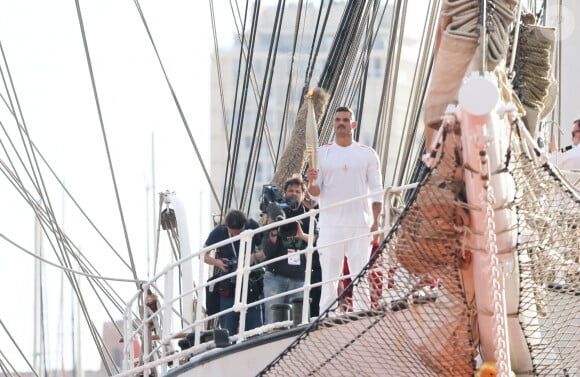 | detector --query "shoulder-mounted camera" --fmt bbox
[260,184,300,235]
